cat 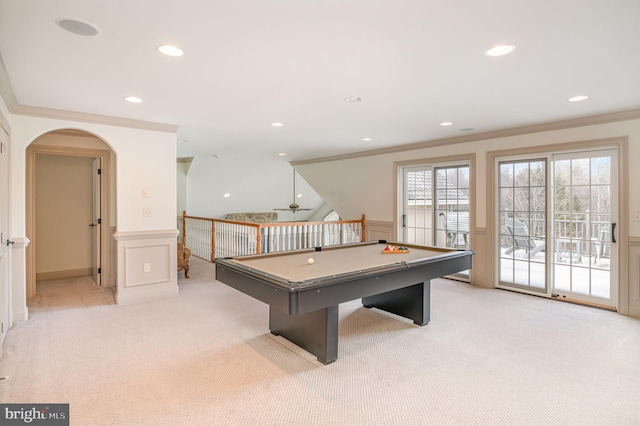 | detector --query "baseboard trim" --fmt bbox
[628,307,640,319]
[36,268,92,281]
